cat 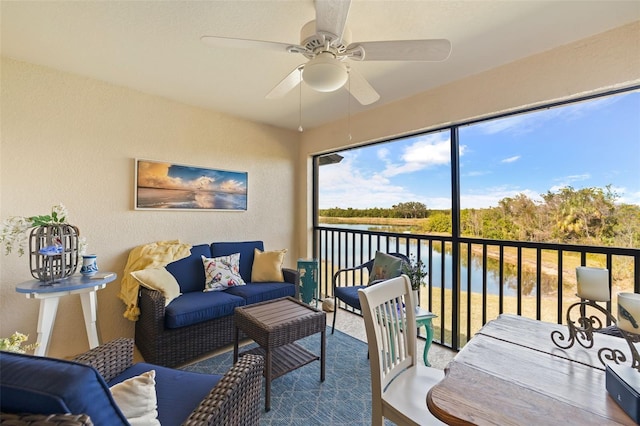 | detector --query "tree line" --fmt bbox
[319,186,640,248]
[320,201,430,219]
